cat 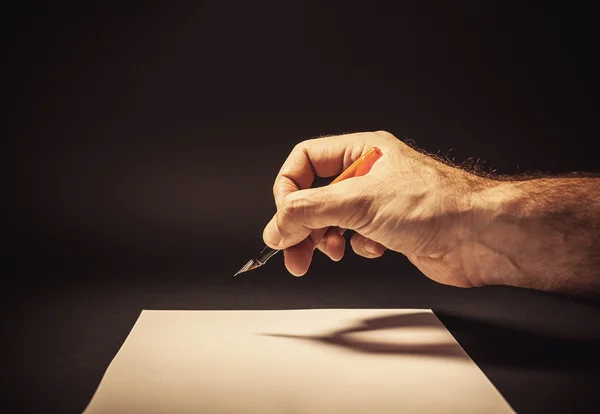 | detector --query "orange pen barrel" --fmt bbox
[331,147,383,184]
